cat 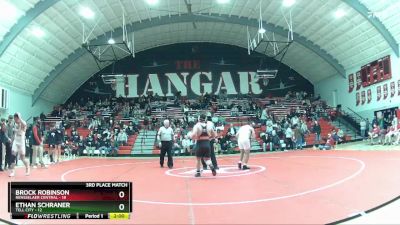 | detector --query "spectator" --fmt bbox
[360,119,367,139]
[181,135,193,155]
[337,128,345,144]
[312,120,321,148]
[285,126,294,150]
[319,133,335,150]
[383,125,396,145]
[293,125,303,150]
[117,130,128,146]
[368,124,380,145]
